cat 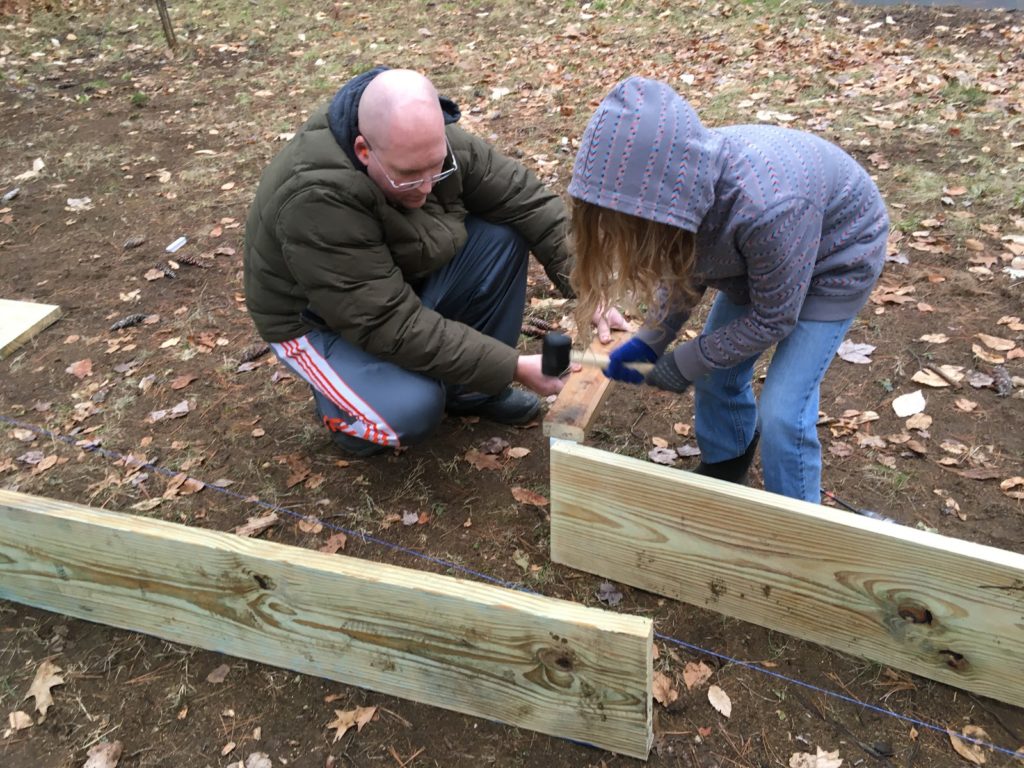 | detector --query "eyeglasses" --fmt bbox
[365,137,458,192]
